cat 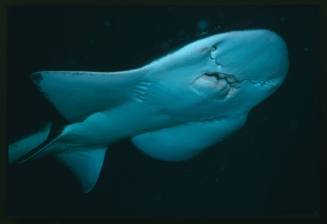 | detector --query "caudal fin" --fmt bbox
[8,123,52,164]
[9,123,107,193]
